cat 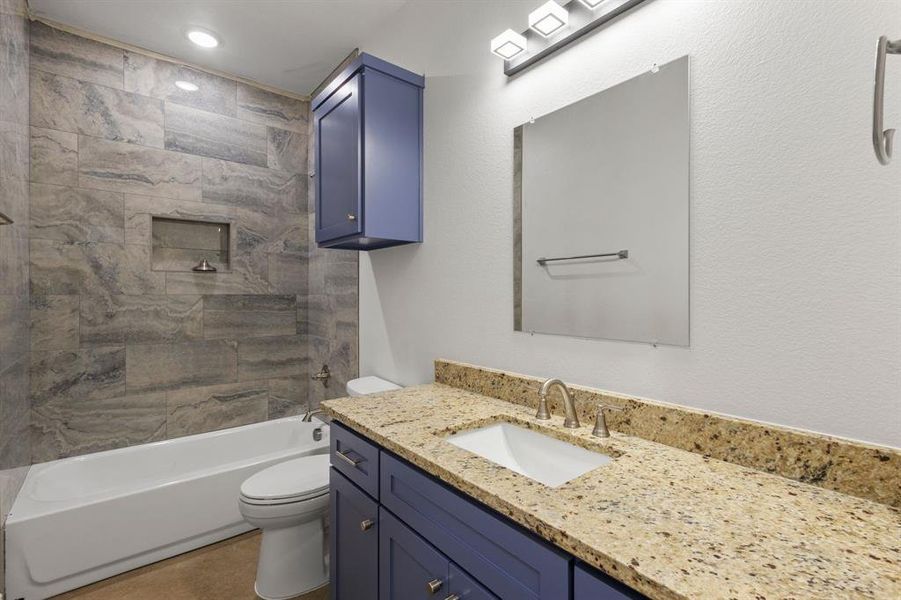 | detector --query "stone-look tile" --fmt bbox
[30,126,77,185]
[322,386,901,600]
[166,381,268,438]
[29,21,124,89]
[30,239,165,296]
[152,217,226,252]
[79,136,202,200]
[0,294,27,354]
[124,52,237,117]
[30,346,125,404]
[31,392,166,462]
[127,339,237,394]
[0,222,28,296]
[81,294,202,346]
[267,127,308,174]
[30,183,125,243]
[0,120,29,181]
[124,195,236,246]
[164,102,267,167]
[0,163,27,222]
[30,294,79,351]
[237,335,306,381]
[268,253,308,295]
[434,360,901,509]
[0,18,28,125]
[165,271,269,295]
[268,377,308,418]
[0,0,27,16]
[203,294,296,339]
[30,70,164,147]
[0,356,30,469]
[236,83,309,132]
[202,158,305,215]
